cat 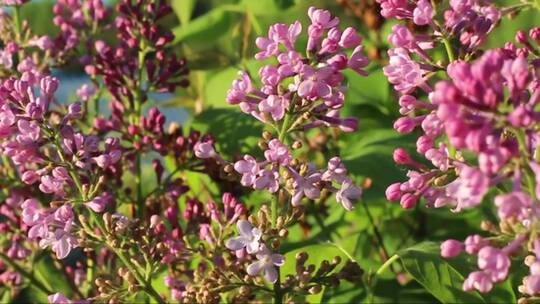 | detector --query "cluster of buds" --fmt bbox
[86,0,188,103]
